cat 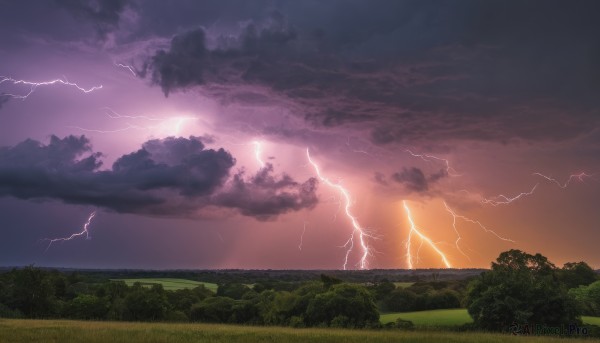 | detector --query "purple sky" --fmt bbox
[0,0,599,270]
